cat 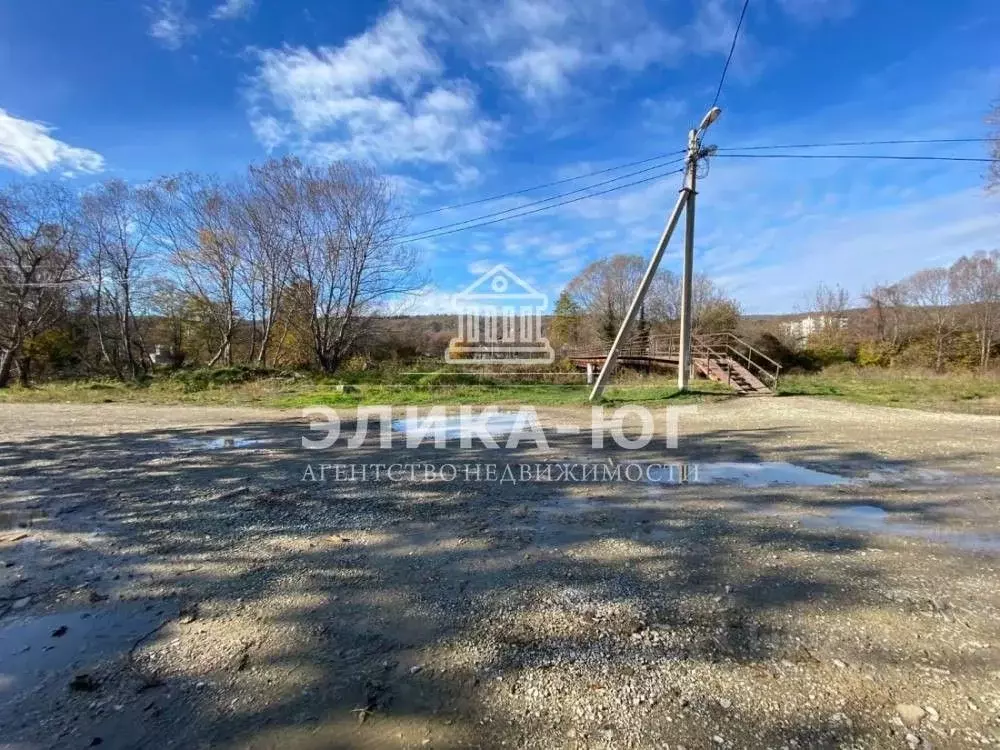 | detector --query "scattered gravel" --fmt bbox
[0,399,998,749]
